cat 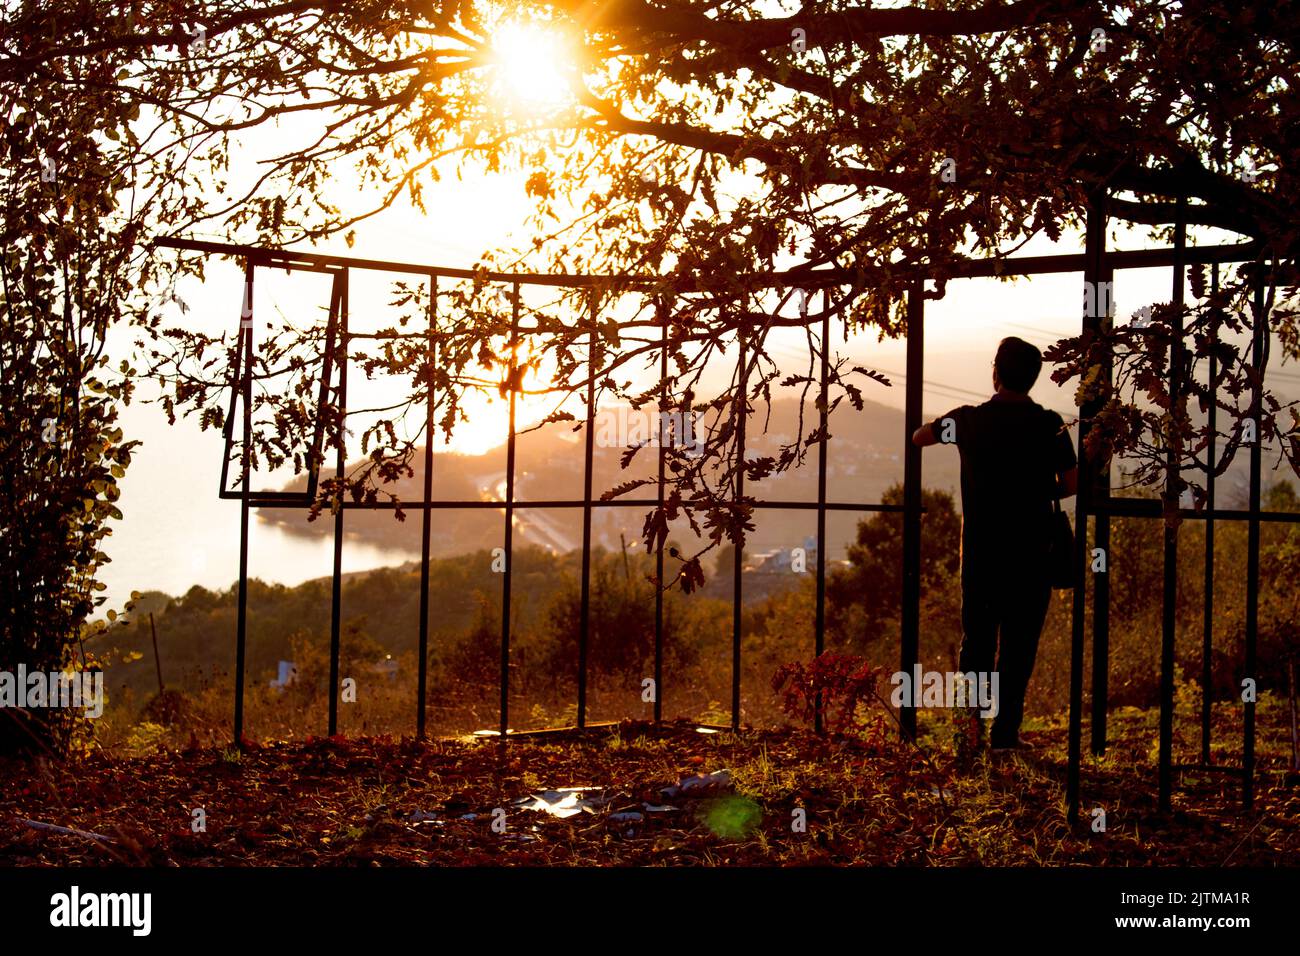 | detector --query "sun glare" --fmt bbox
[491,22,572,109]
